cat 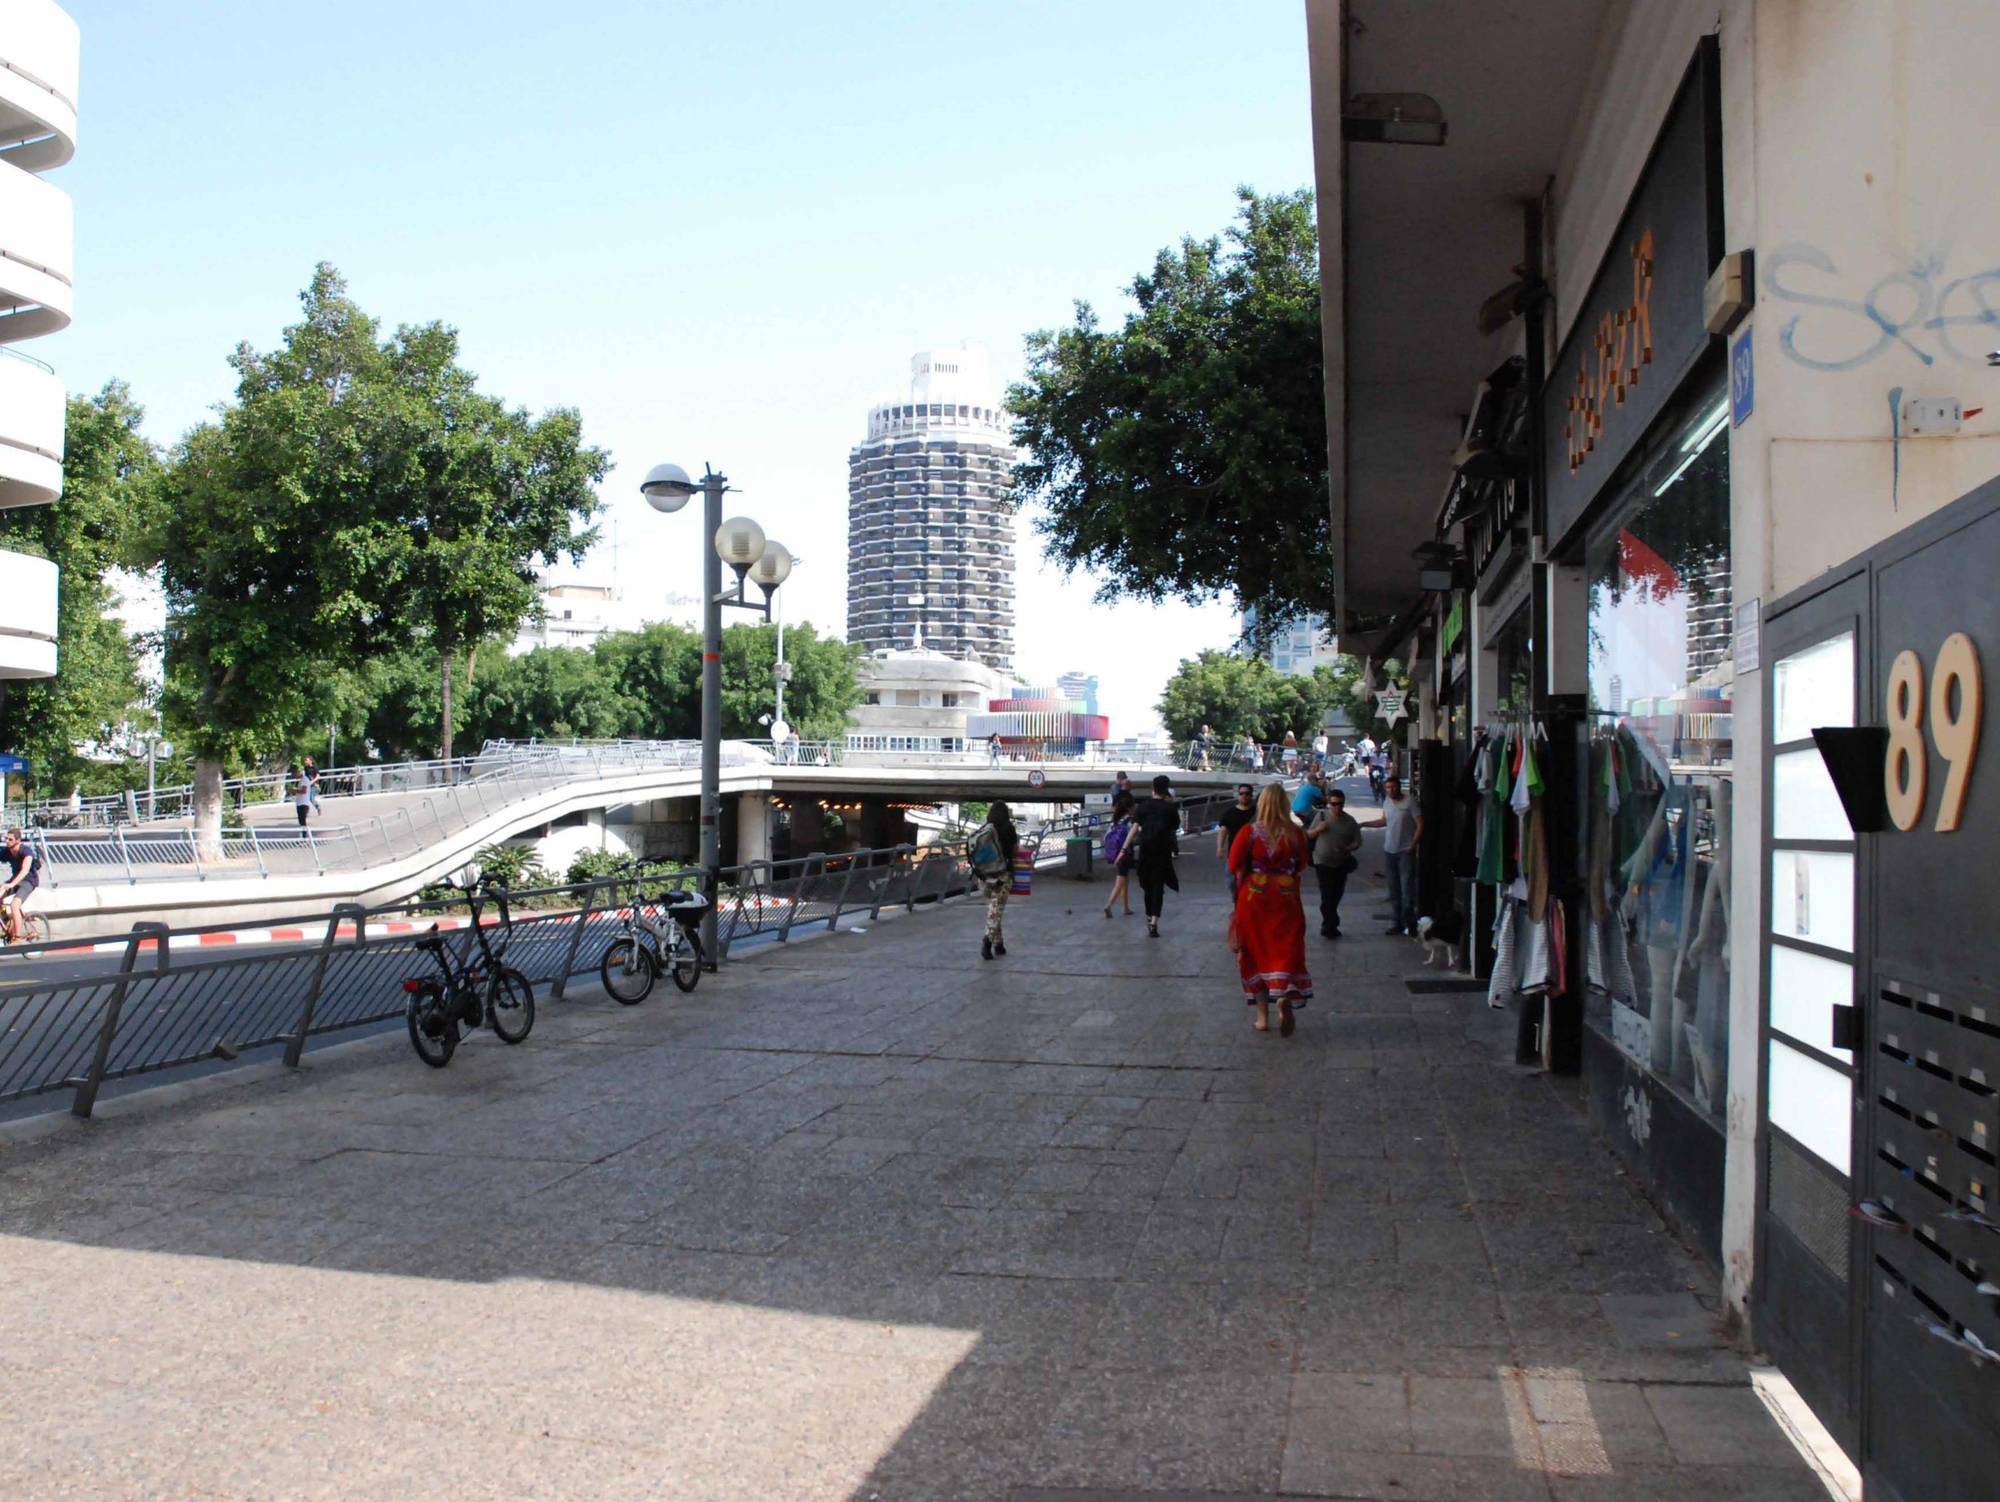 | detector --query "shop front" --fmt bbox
[1539,41,1731,1256]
